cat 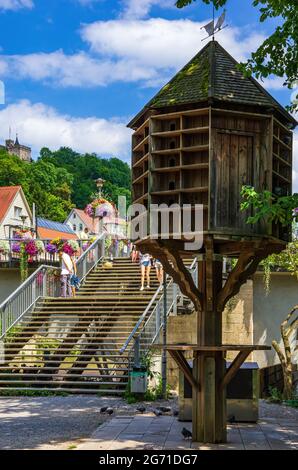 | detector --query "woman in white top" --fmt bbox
[139,252,151,291]
[60,252,74,298]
